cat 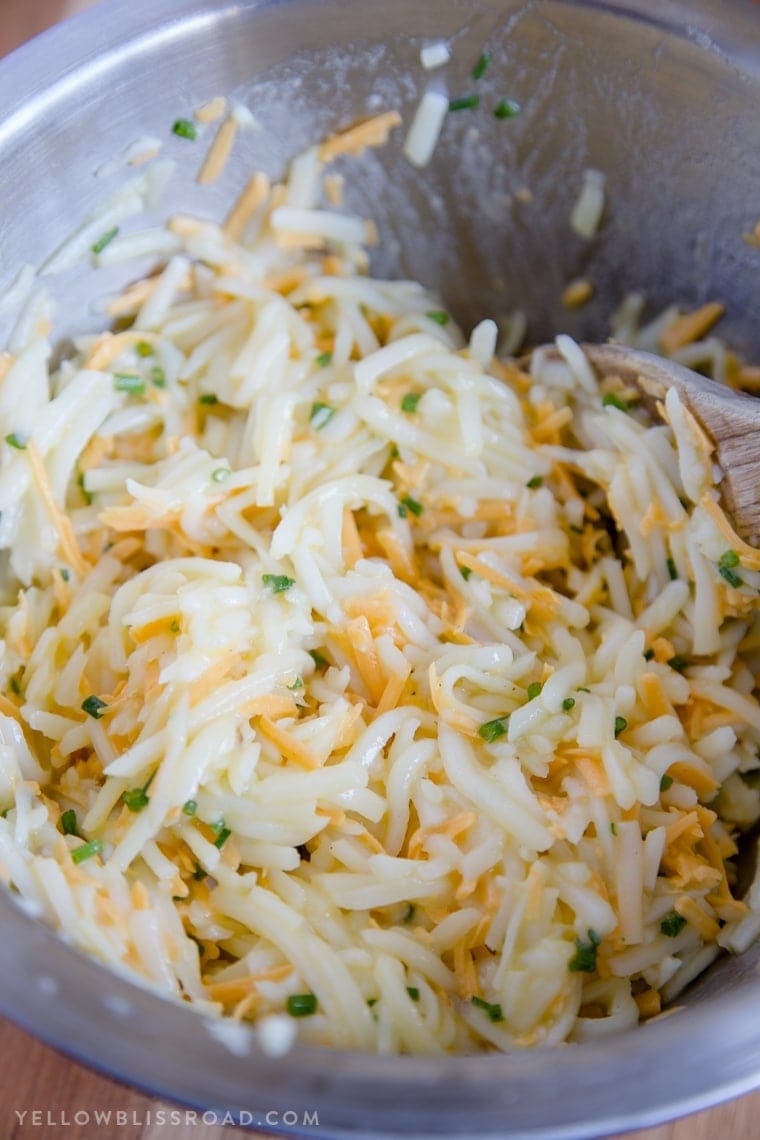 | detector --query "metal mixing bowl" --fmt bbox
[0,1,759,1136]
